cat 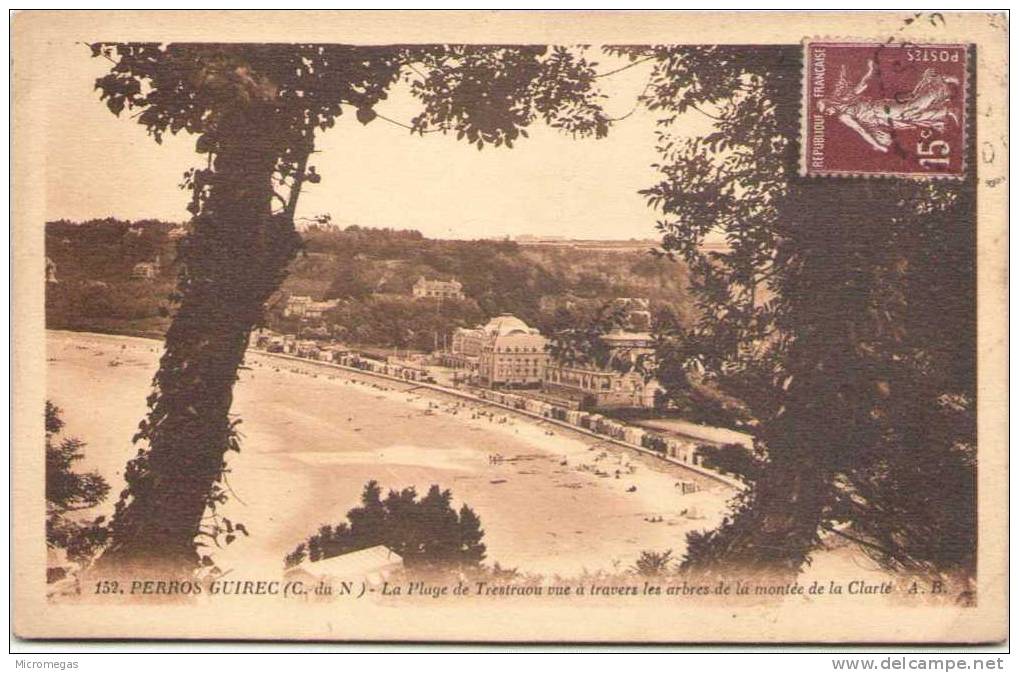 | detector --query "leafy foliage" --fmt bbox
[545,300,636,370]
[611,43,976,577]
[89,42,614,574]
[92,43,609,156]
[285,481,486,572]
[649,310,752,426]
[322,295,483,352]
[697,443,765,482]
[45,402,111,565]
[83,38,974,581]
[48,219,695,350]
[631,549,675,576]
[409,45,609,145]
